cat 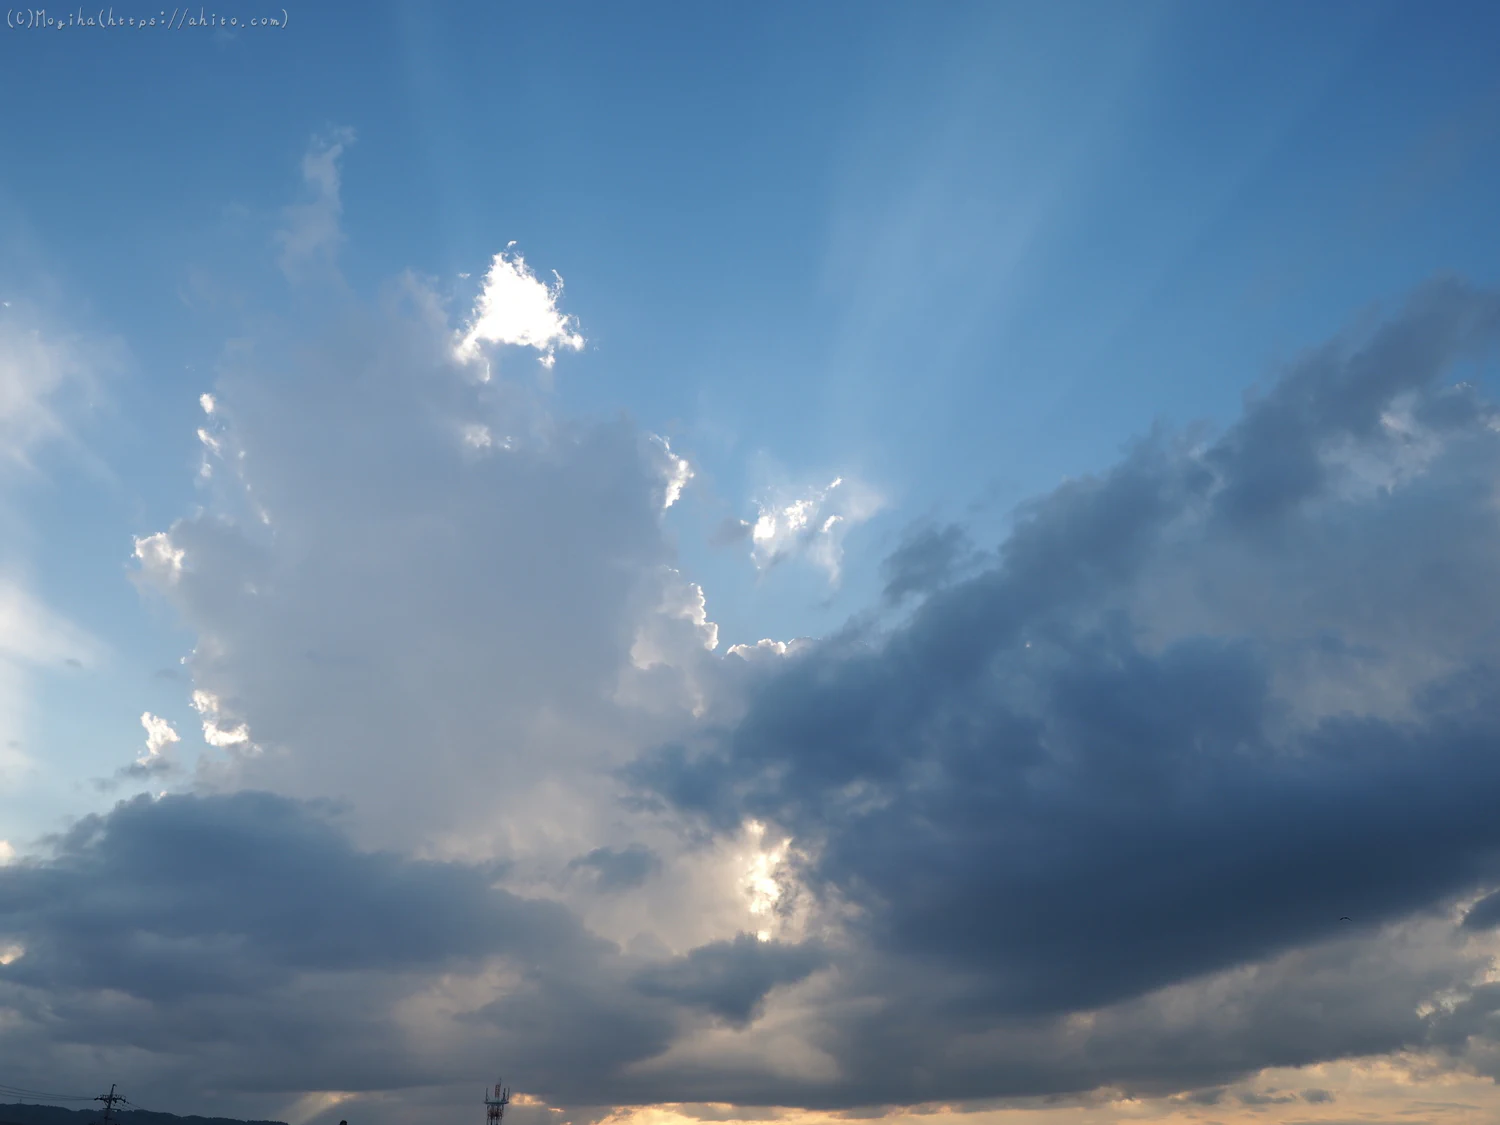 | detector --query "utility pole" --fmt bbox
[96,1085,125,1125]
